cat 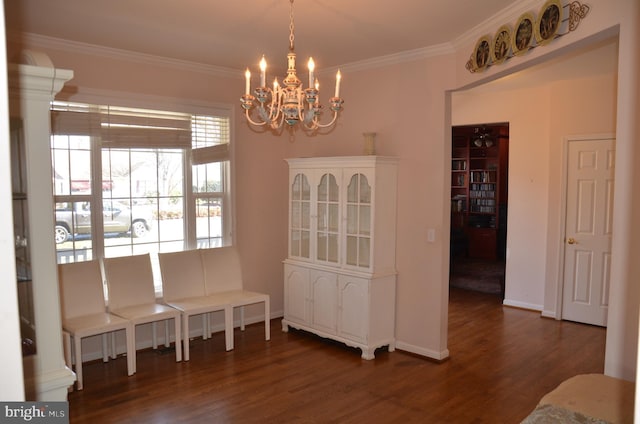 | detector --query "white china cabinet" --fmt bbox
[282,156,398,359]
